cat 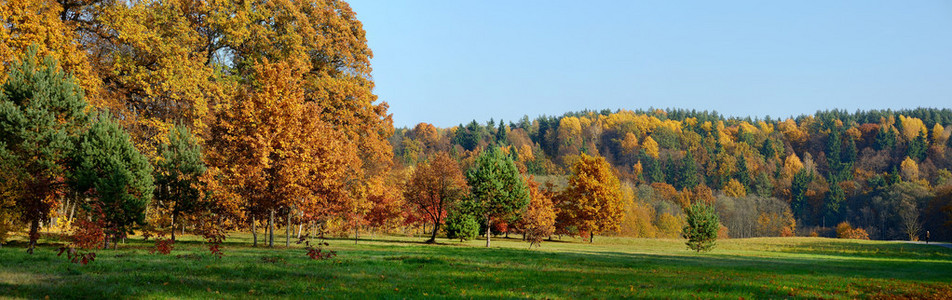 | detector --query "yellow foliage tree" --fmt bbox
[900,157,919,182]
[723,179,747,198]
[642,136,659,159]
[562,153,623,242]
